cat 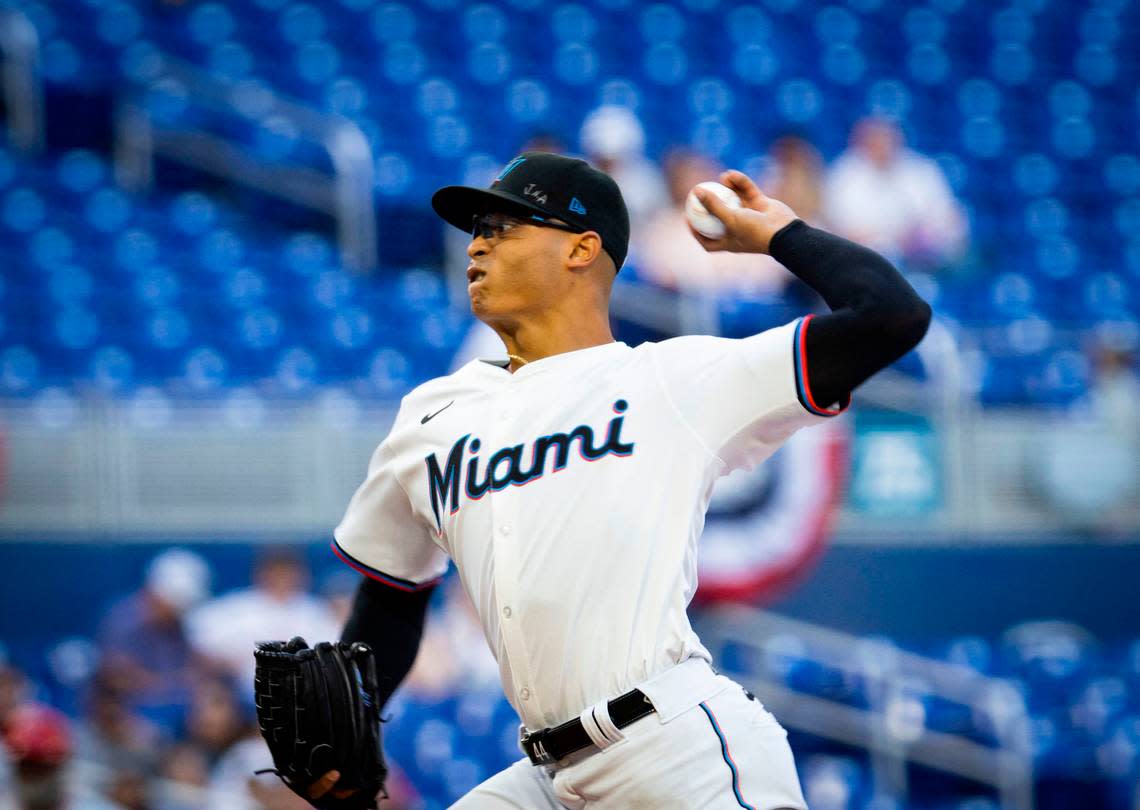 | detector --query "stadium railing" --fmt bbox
[0,394,1137,536]
[113,51,377,271]
[699,605,1035,810]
